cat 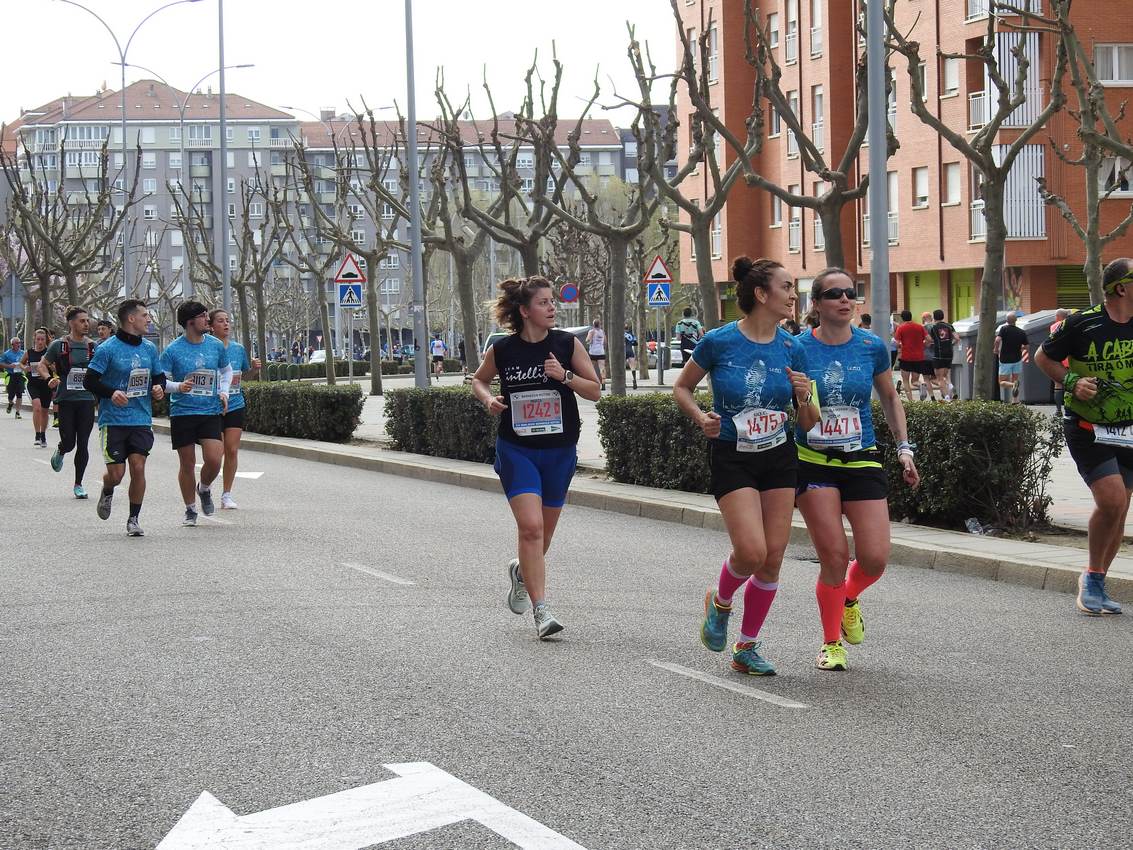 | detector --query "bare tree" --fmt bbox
[886,2,1068,399]
[0,197,57,332]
